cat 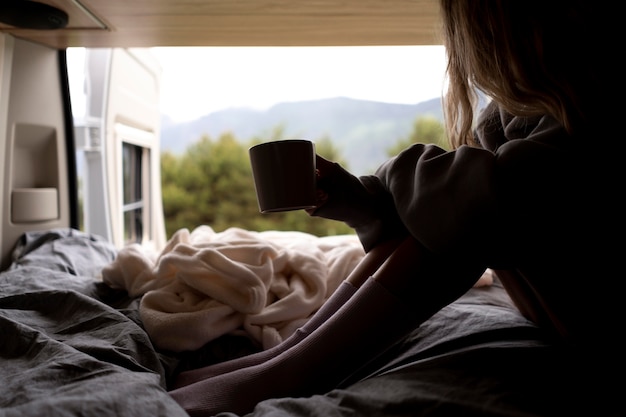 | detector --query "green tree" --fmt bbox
[161,129,354,239]
[387,116,448,157]
[161,133,259,235]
